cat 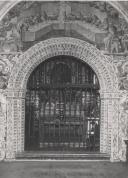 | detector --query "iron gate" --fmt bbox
[25,56,100,151]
